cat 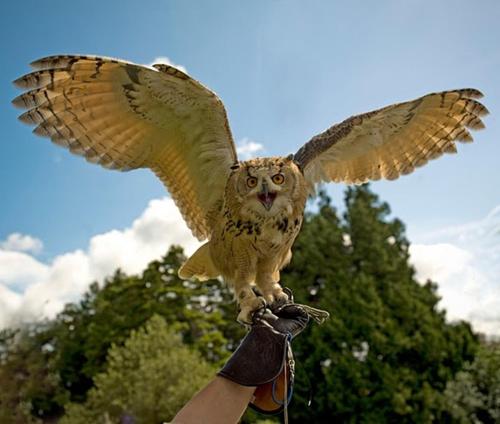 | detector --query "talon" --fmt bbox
[271,290,290,310]
[282,287,294,303]
[237,296,266,325]
[252,306,266,321]
[262,285,289,309]
[237,314,253,326]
